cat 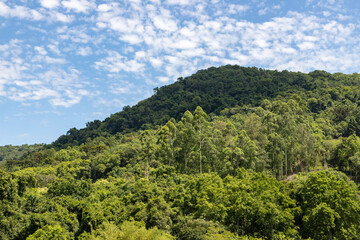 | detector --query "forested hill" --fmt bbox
[2,65,360,239]
[0,144,44,162]
[52,65,360,148]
